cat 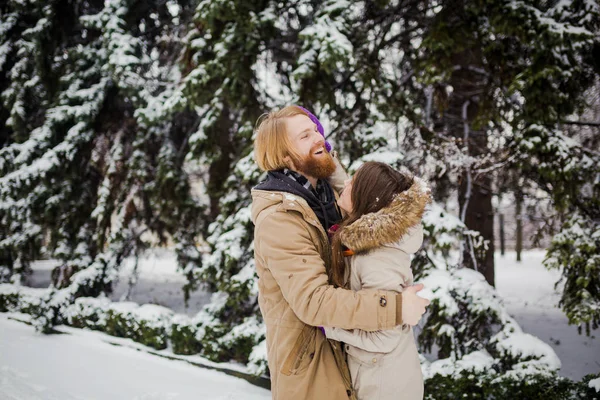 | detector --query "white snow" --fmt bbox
[589,377,600,392]
[14,248,600,392]
[284,193,297,201]
[251,51,293,108]
[423,203,464,233]
[495,331,562,372]
[247,339,268,375]
[423,350,496,379]
[0,314,270,400]
[495,250,600,380]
